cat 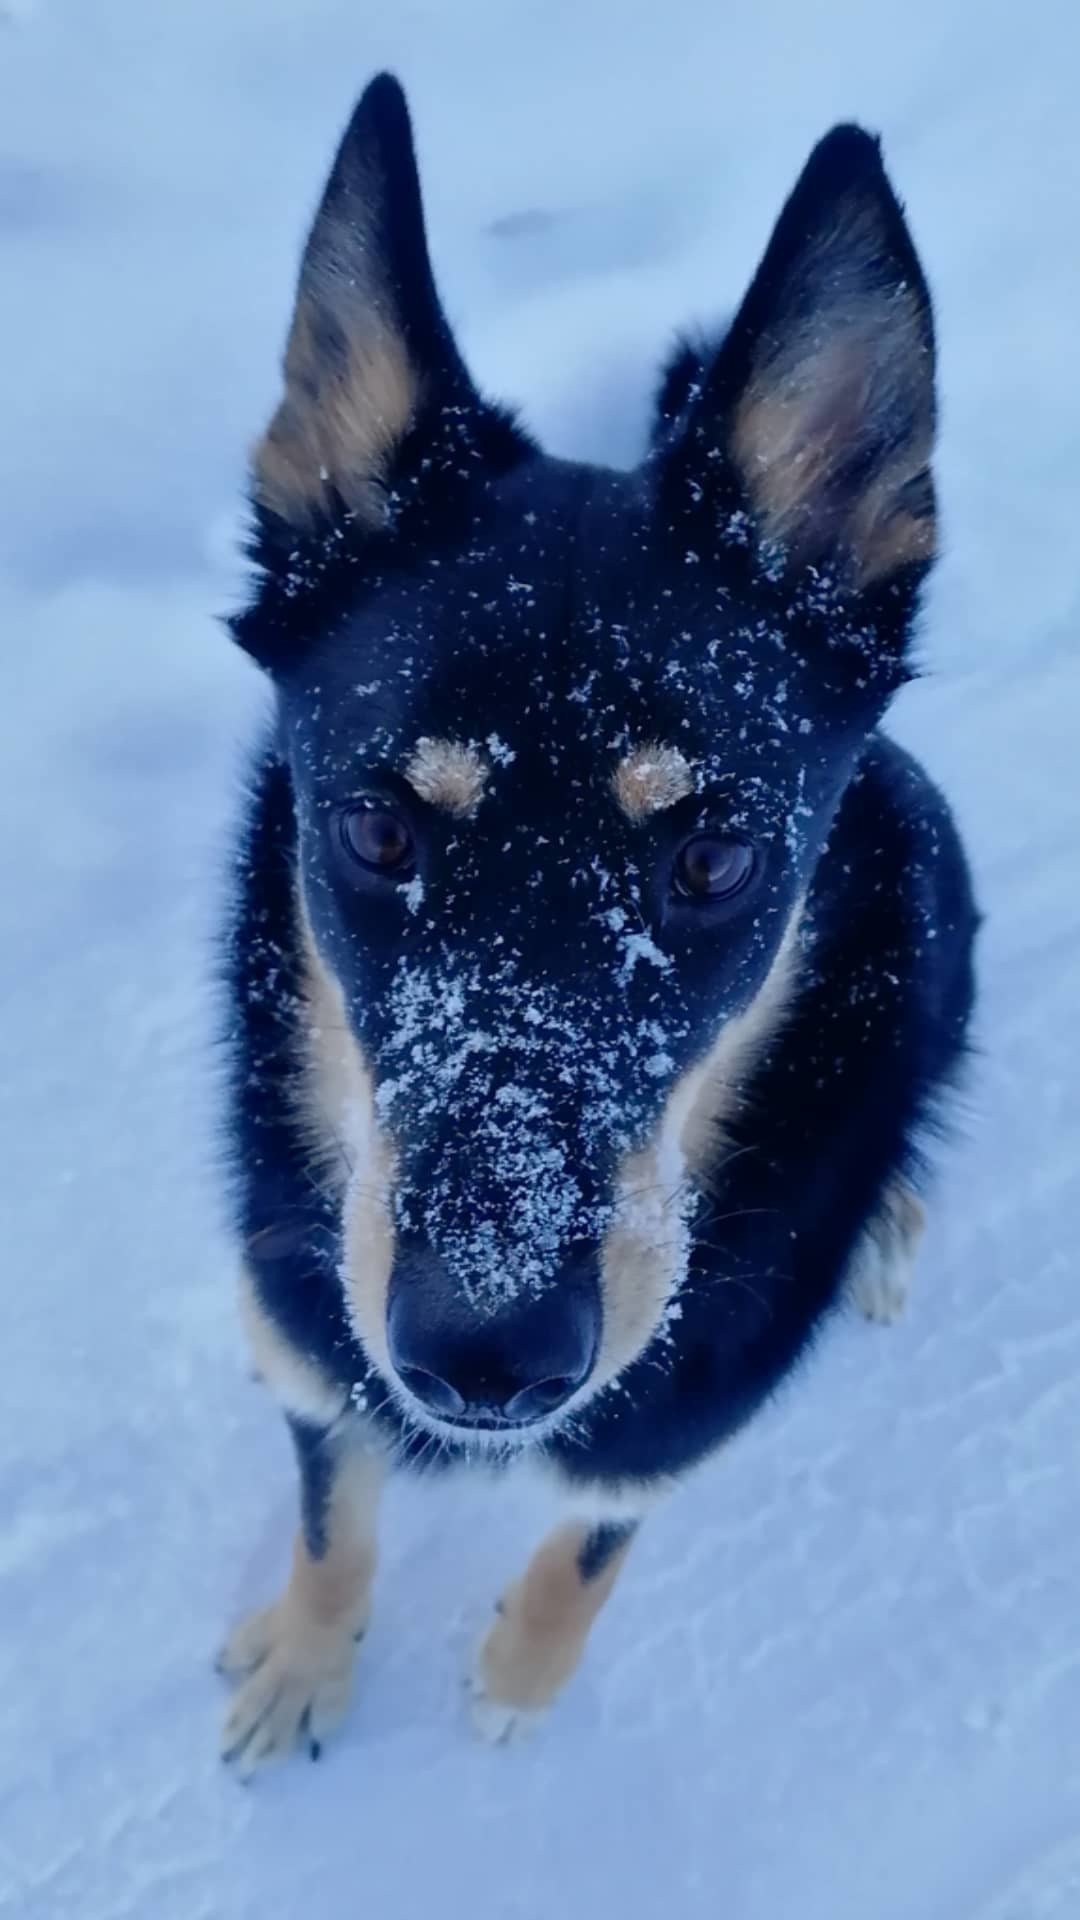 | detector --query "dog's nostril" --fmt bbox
[504,1373,582,1423]
[387,1247,600,1427]
[395,1365,467,1420]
